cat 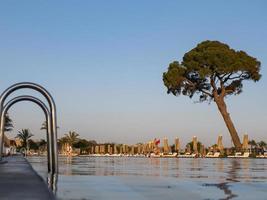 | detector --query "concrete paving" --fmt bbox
[0,155,55,200]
